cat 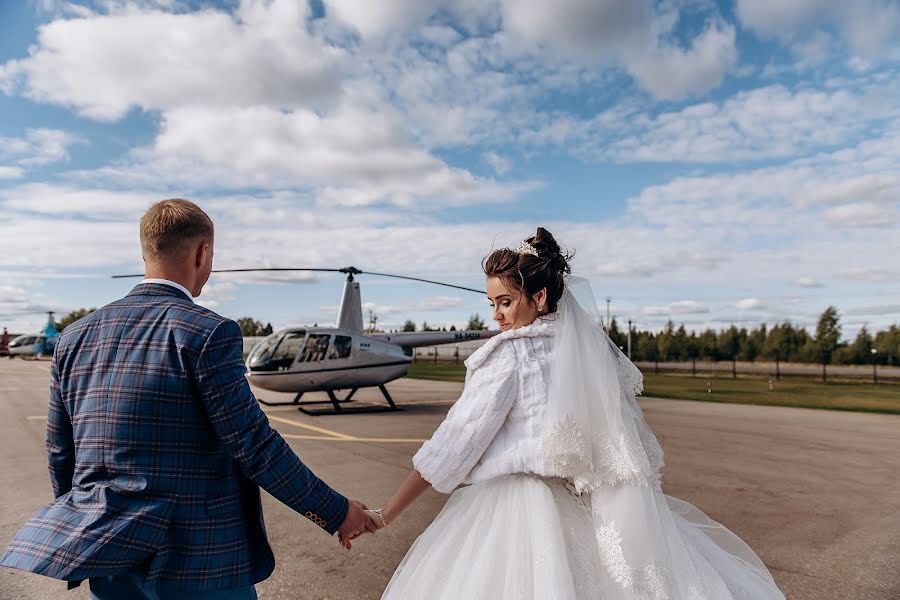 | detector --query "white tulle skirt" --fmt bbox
[383,474,785,599]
